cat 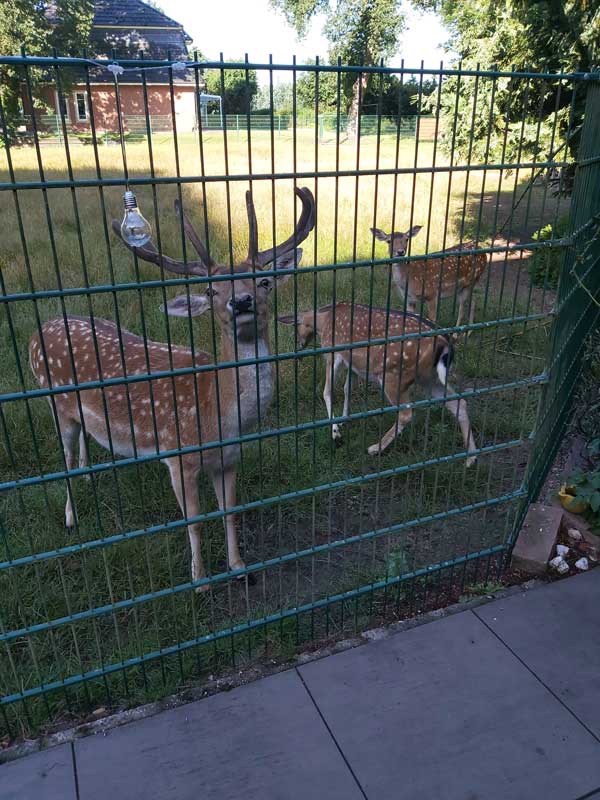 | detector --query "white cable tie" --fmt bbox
[171,61,188,72]
[107,63,125,76]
